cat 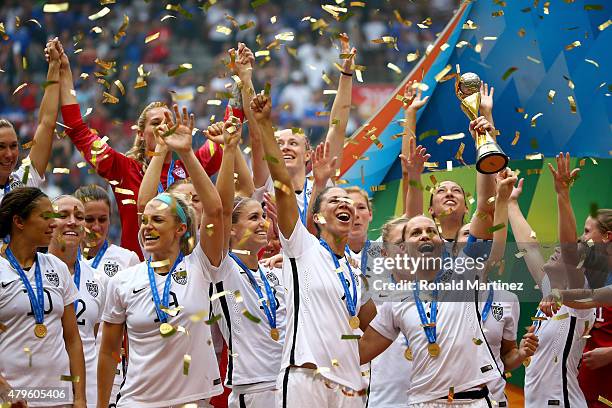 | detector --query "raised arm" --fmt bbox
[161,105,224,266]
[359,326,393,364]
[400,81,429,217]
[29,38,61,178]
[211,120,240,255]
[97,322,123,408]
[234,142,255,198]
[61,305,86,407]
[306,142,337,235]
[137,142,167,212]
[469,116,498,239]
[507,179,546,286]
[325,33,354,172]
[250,93,299,238]
[487,169,517,265]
